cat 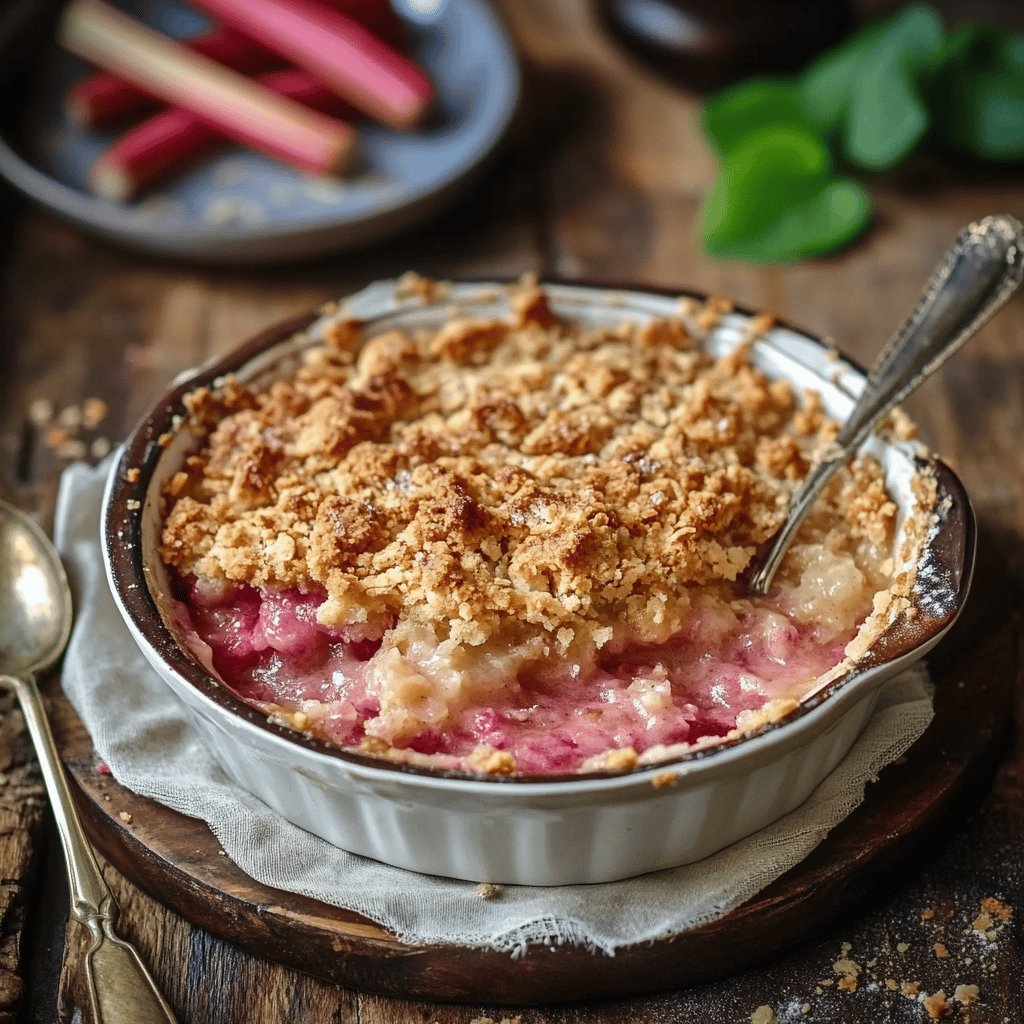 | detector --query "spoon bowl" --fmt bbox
[0,499,73,677]
[0,498,178,1024]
